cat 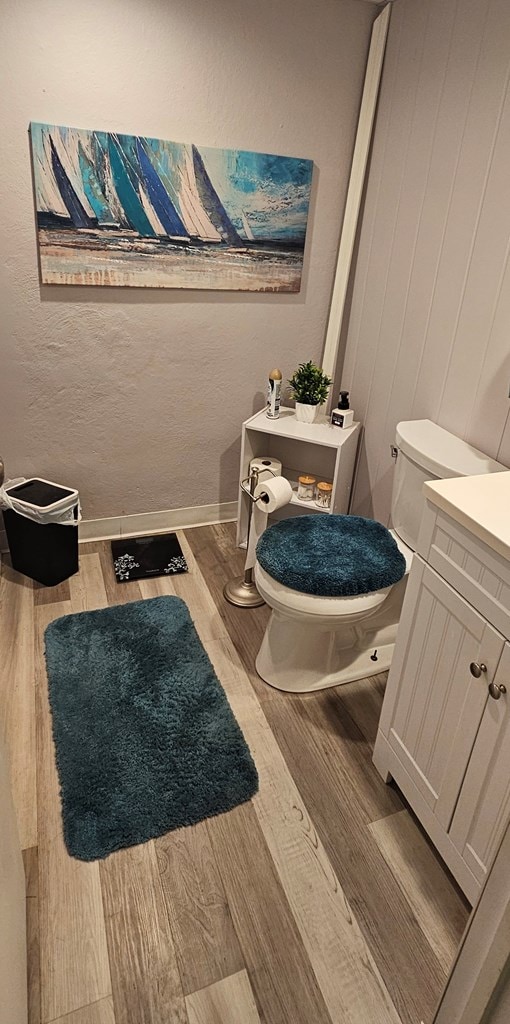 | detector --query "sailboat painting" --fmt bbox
[29,122,314,292]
